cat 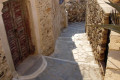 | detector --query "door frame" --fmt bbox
[0,0,42,76]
